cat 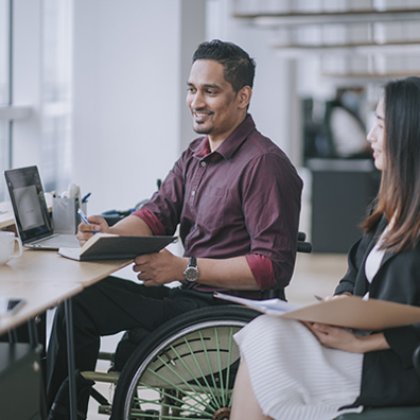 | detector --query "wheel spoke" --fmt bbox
[224,327,235,407]
[132,387,213,418]
[198,330,223,407]
[134,351,215,412]
[214,327,226,407]
[114,310,252,420]
[183,333,221,409]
